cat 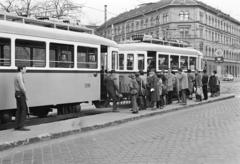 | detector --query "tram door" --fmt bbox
[100,45,108,100]
[147,51,157,72]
